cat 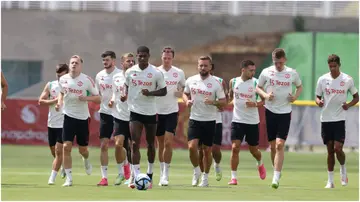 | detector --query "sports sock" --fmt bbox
[203,173,209,180]
[231,171,237,179]
[214,162,221,173]
[65,168,73,181]
[340,164,346,175]
[164,163,170,179]
[50,170,57,181]
[160,162,165,178]
[101,166,108,179]
[147,162,154,174]
[194,166,201,175]
[133,164,140,177]
[328,171,334,183]
[256,160,262,166]
[273,171,281,181]
[117,162,124,175]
